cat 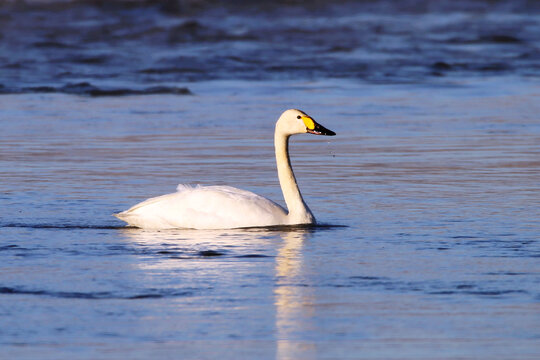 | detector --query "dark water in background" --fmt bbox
[1,1,540,359]
[1,0,540,94]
